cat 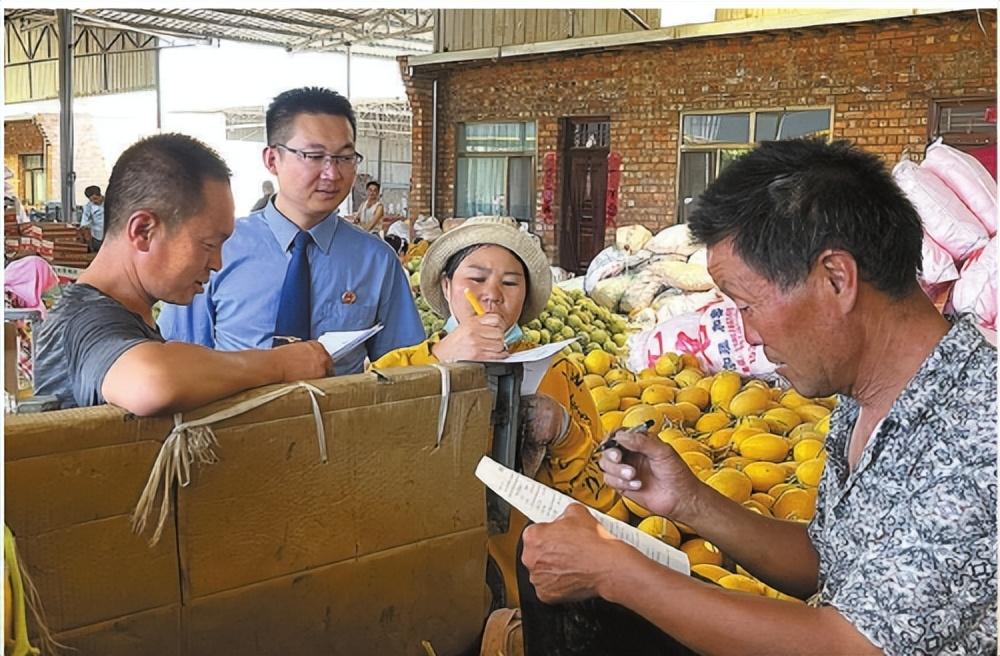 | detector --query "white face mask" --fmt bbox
[442,315,524,346]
